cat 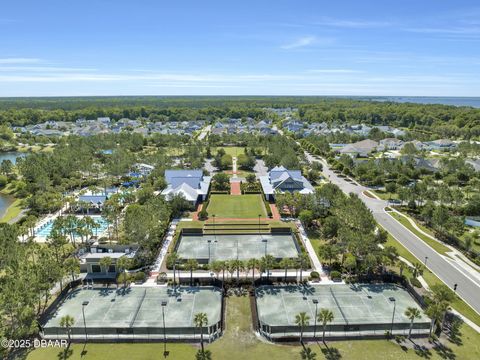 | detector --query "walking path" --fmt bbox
[150,218,180,276]
[230,181,241,195]
[390,208,480,272]
[269,204,281,220]
[295,220,323,273]
[377,246,480,334]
